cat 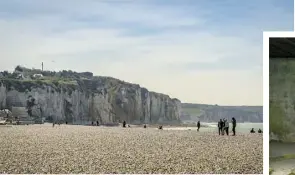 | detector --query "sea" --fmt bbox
[165,122,263,133]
